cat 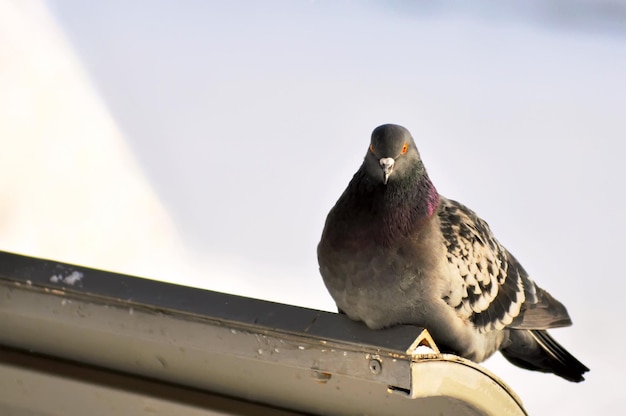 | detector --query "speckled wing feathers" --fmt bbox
[438,198,537,333]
